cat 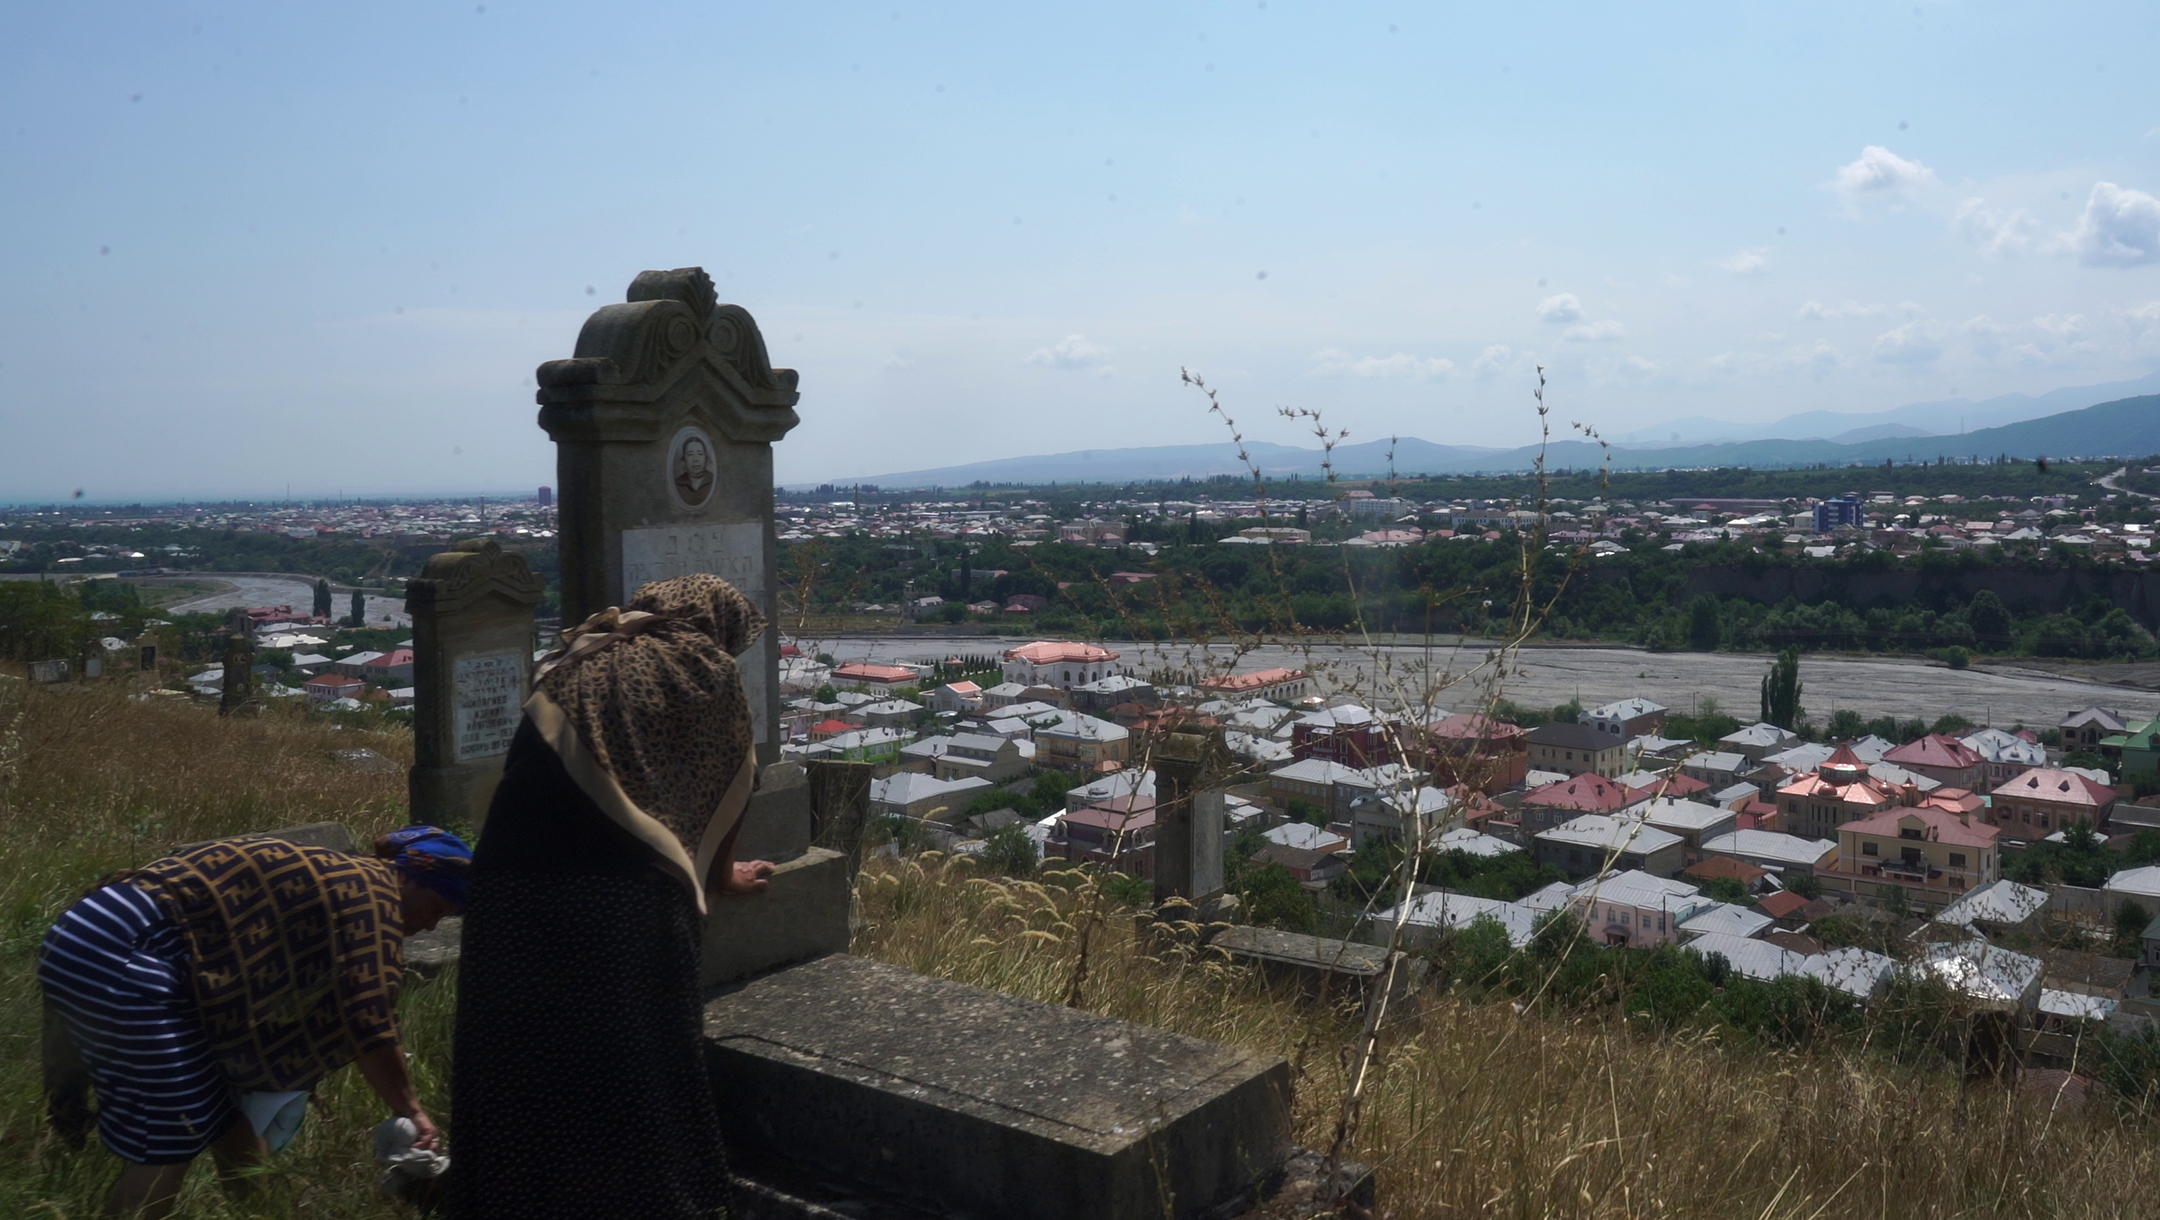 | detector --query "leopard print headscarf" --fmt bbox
[533,574,764,884]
